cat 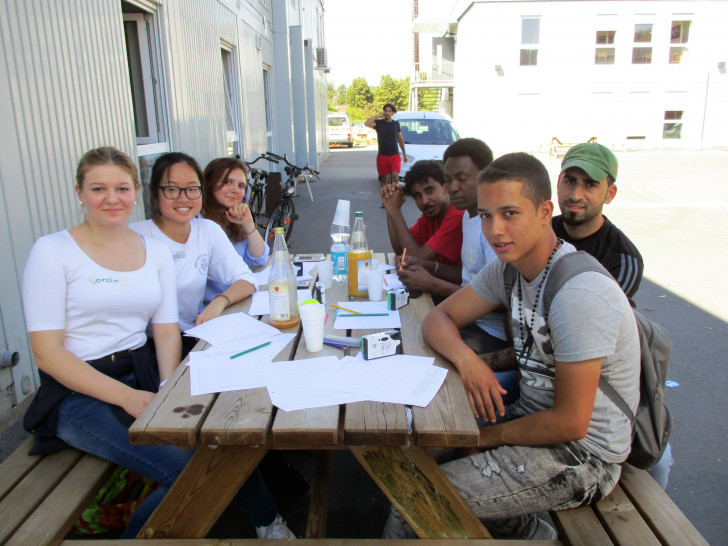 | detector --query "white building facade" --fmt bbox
[413,0,728,153]
[0,0,328,422]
